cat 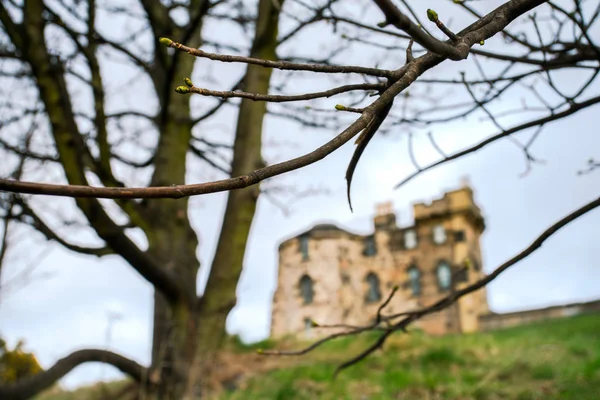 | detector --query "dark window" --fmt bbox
[365,272,382,303]
[363,236,377,256]
[455,268,468,283]
[299,235,309,261]
[341,272,351,284]
[437,261,452,291]
[299,275,314,304]
[407,266,421,296]
[454,230,466,242]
